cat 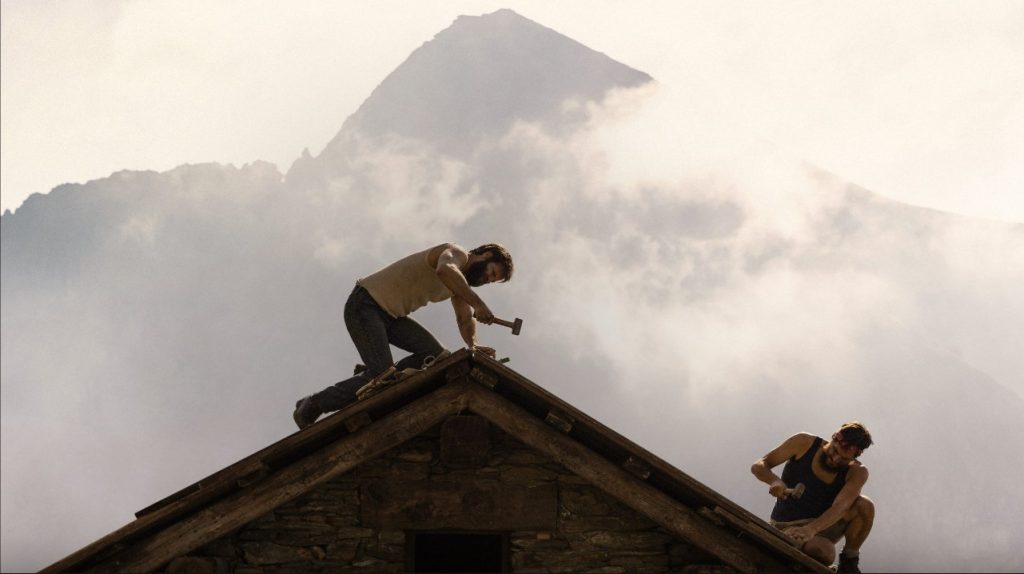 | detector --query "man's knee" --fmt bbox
[841,495,874,523]
[802,537,836,565]
[852,495,875,521]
